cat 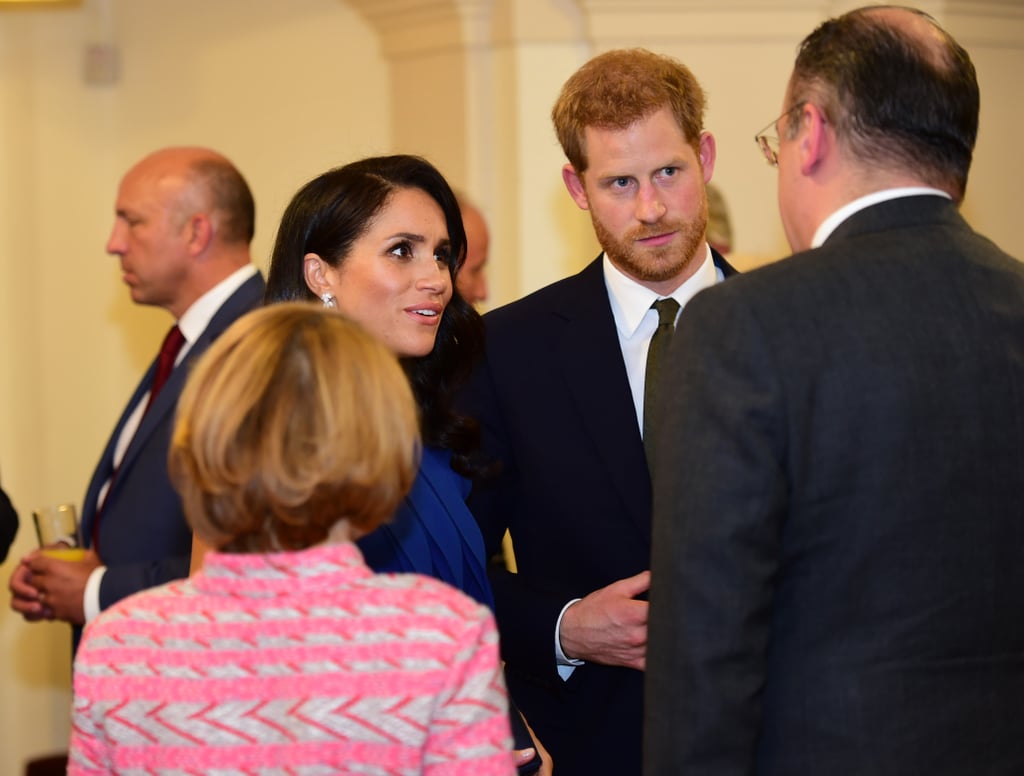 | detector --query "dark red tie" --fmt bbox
[143,325,186,416]
[92,325,185,553]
